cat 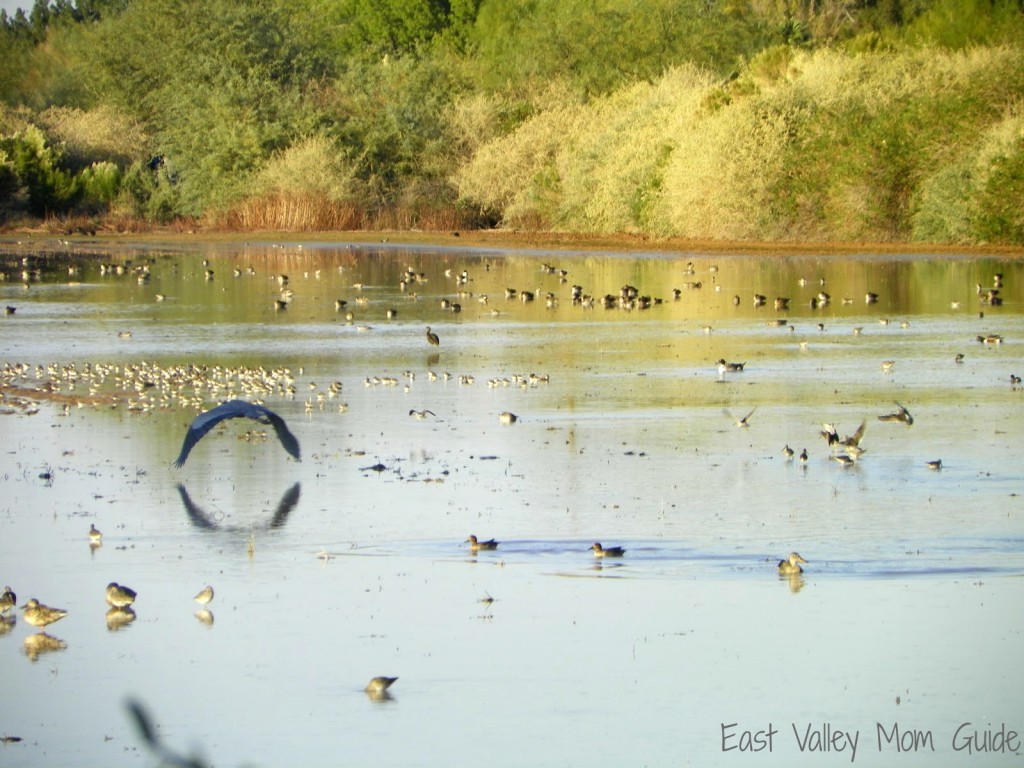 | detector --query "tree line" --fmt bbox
[1,0,1022,243]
